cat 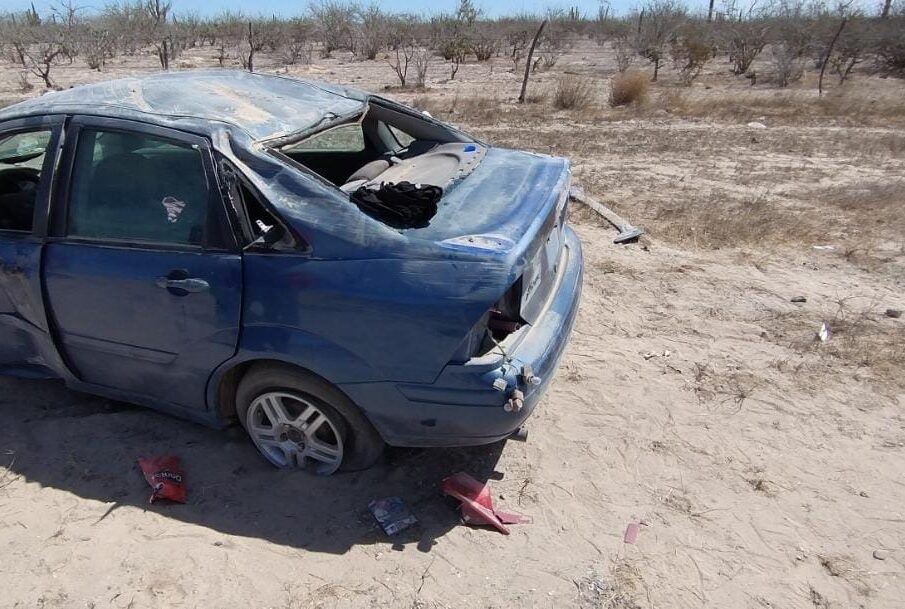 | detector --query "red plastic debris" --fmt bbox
[624,522,641,544]
[441,472,531,535]
[138,456,186,504]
